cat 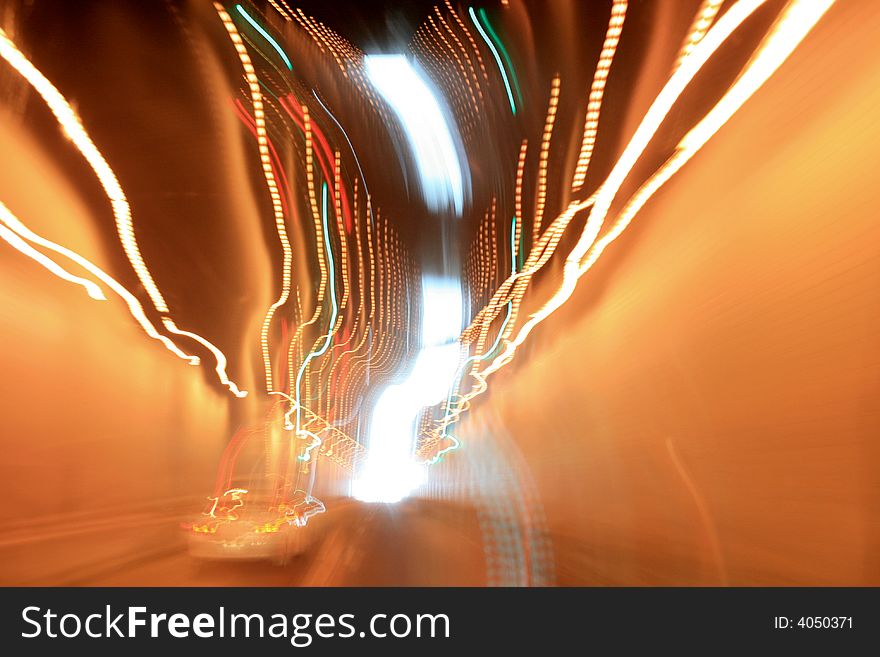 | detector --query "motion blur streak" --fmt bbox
[0,201,199,364]
[0,25,252,383]
[311,91,372,223]
[161,319,248,398]
[0,28,169,315]
[215,2,293,395]
[533,75,561,240]
[468,6,516,114]
[0,0,872,586]
[570,0,626,191]
[365,55,466,217]
[675,0,725,70]
[234,4,293,70]
[267,0,293,23]
[354,277,463,503]
[483,0,775,378]
[430,217,518,464]
[577,0,837,278]
[295,183,339,462]
[0,219,105,301]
